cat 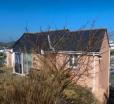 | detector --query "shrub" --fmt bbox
[64,85,97,104]
[0,67,98,104]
